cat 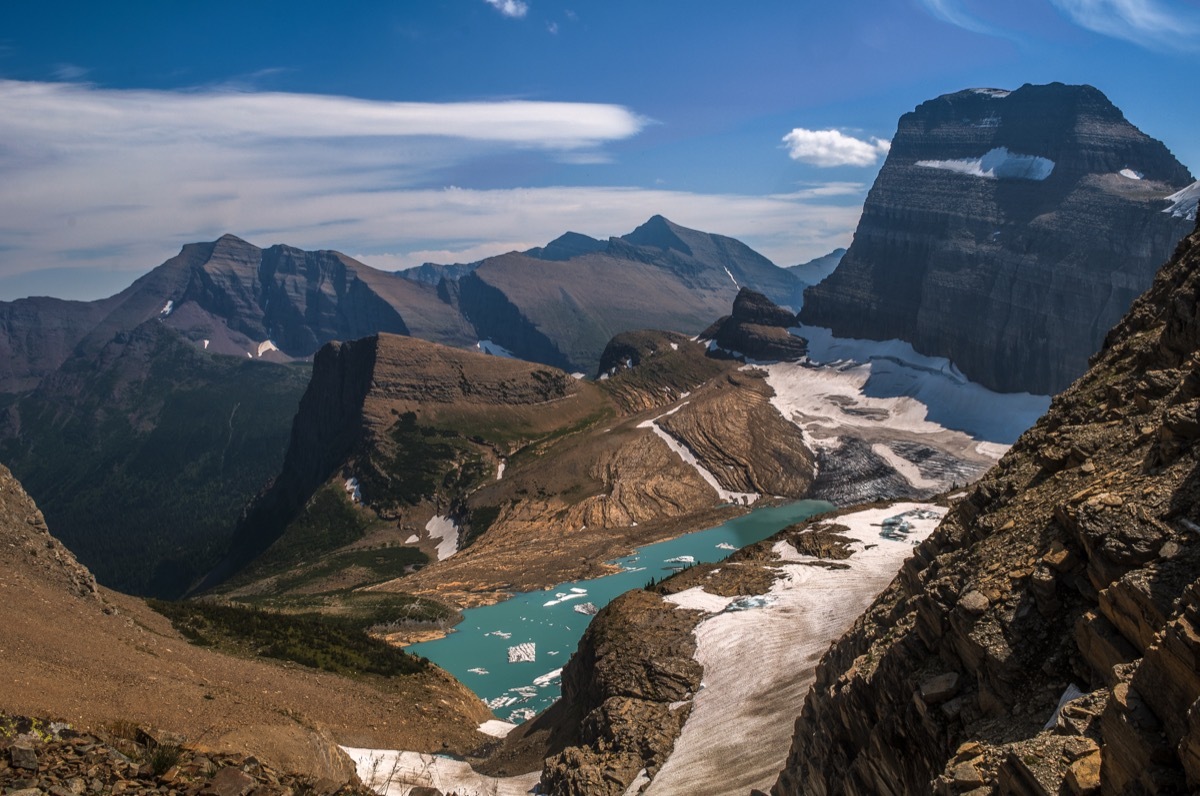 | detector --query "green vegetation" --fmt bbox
[358,412,490,511]
[148,598,430,678]
[0,329,309,598]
